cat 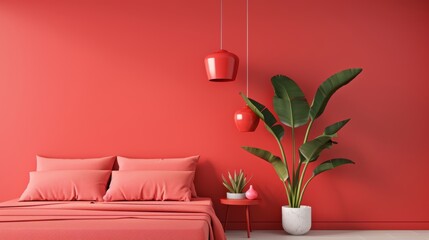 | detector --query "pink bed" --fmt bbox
[0,198,225,240]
